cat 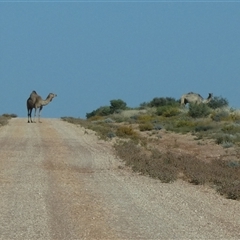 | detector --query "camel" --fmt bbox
[181,92,213,106]
[27,91,57,123]
[27,91,38,123]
